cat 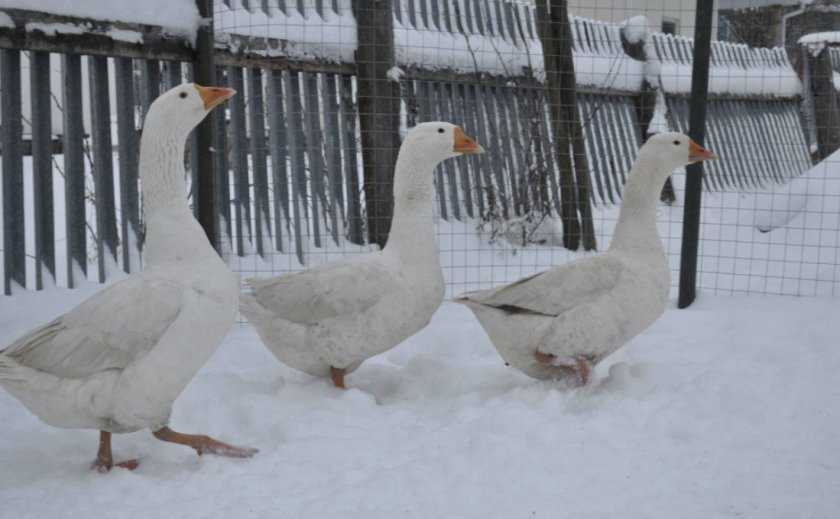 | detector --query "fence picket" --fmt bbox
[323,74,346,230]
[227,66,251,256]
[89,56,119,283]
[267,69,289,252]
[303,72,326,247]
[285,70,307,263]
[213,66,233,249]
[115,57,140,273]
[248,67,271,257]
[1,49,24,294]
[454,82,480,217]
[142,60,161,118]
[61,54,87,287]
[30,51,56,287]
[479,84,509,218]
[339,75,364,245]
